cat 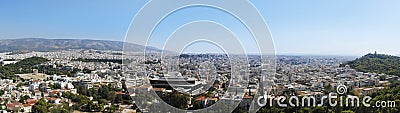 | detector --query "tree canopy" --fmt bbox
[341,53,400,76]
